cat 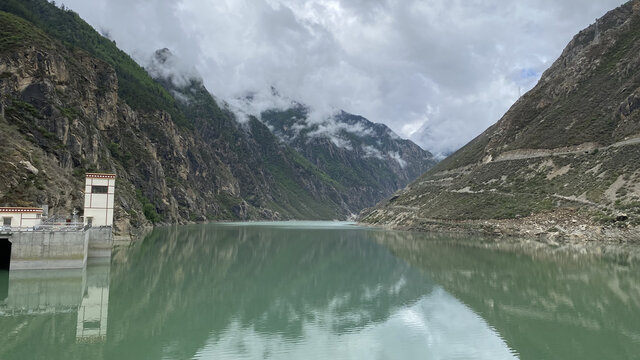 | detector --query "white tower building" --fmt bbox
[83,173,116,227]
